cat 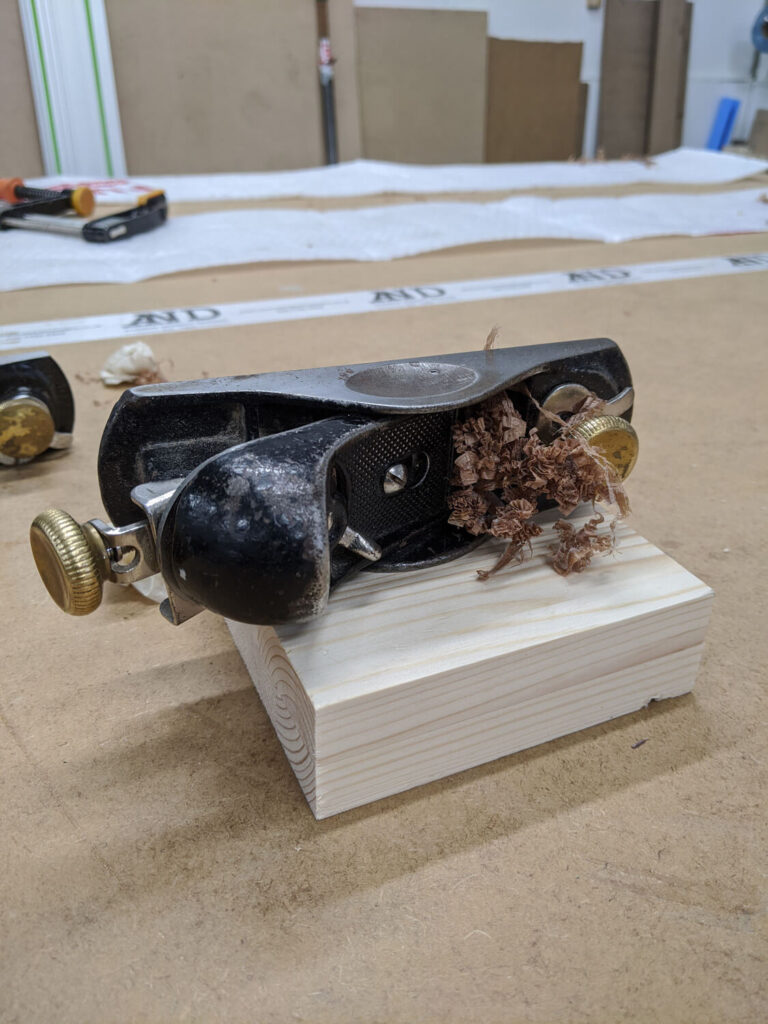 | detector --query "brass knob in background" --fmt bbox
[29,509,107,615]
[572,415,639,480]
[0,395,55,462]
